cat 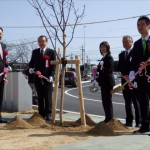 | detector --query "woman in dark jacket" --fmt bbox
[96,41,115,123]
